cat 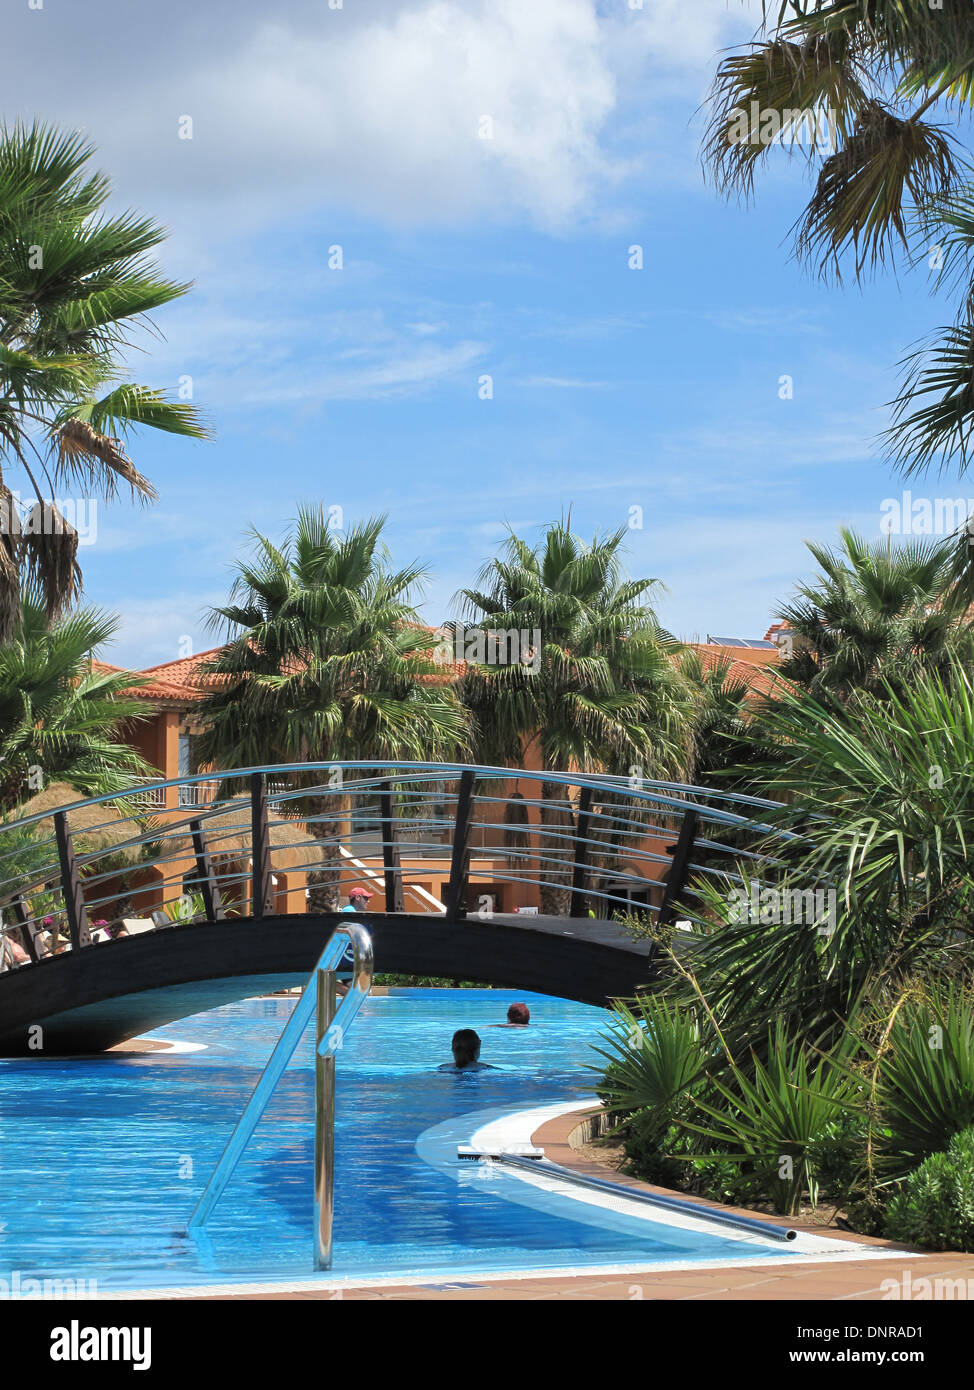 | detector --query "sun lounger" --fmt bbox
[122,918,158,936]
